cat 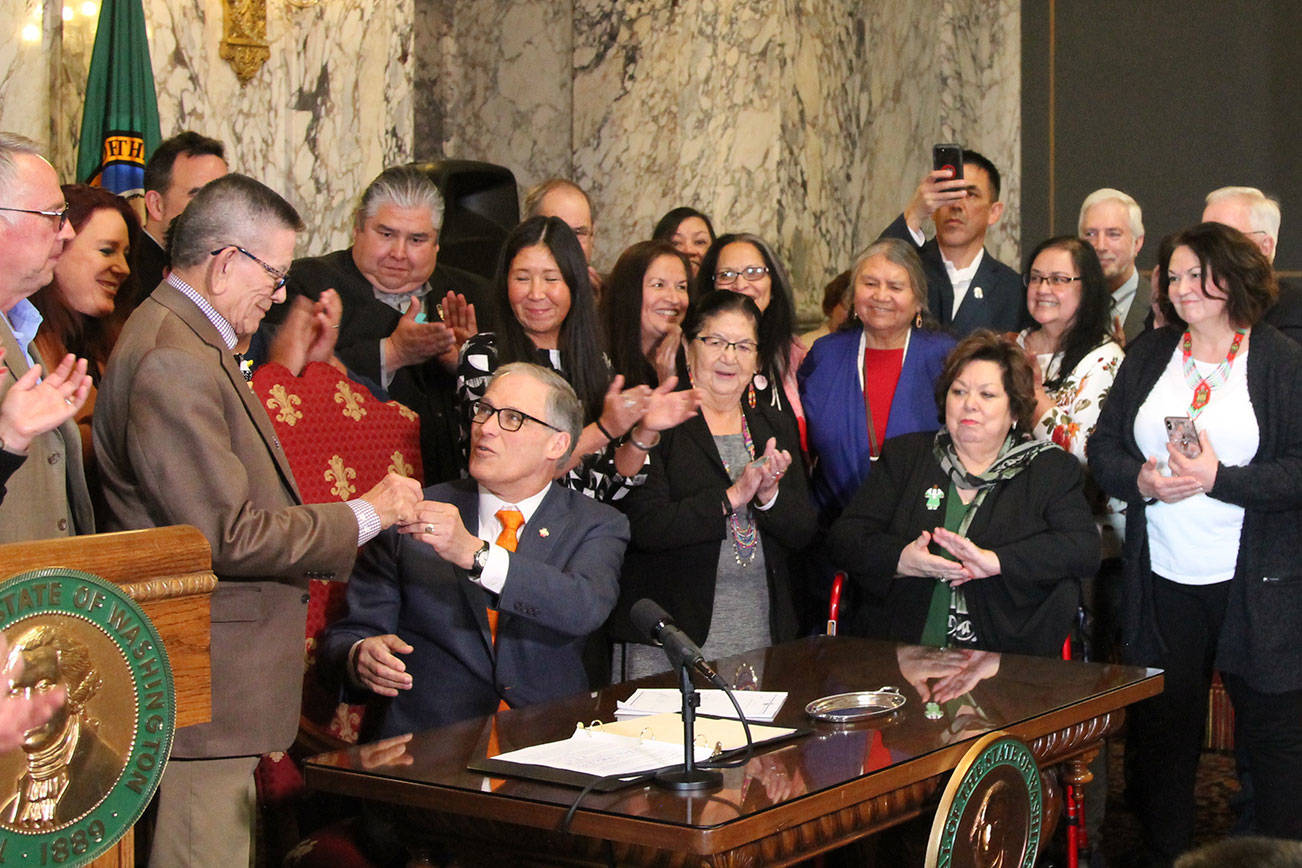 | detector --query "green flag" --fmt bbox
[76,0,161,196]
